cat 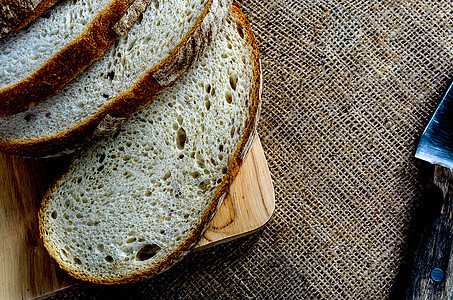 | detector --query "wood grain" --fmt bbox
[197,136,275,250]
[406,166,453,299]
[0,136,274,300]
